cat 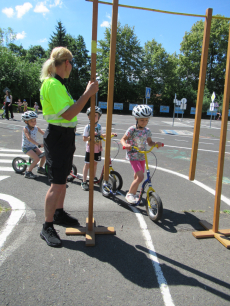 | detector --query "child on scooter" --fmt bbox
[21,111,46,179]
[121,105,163,204]
[81,106,117,191]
